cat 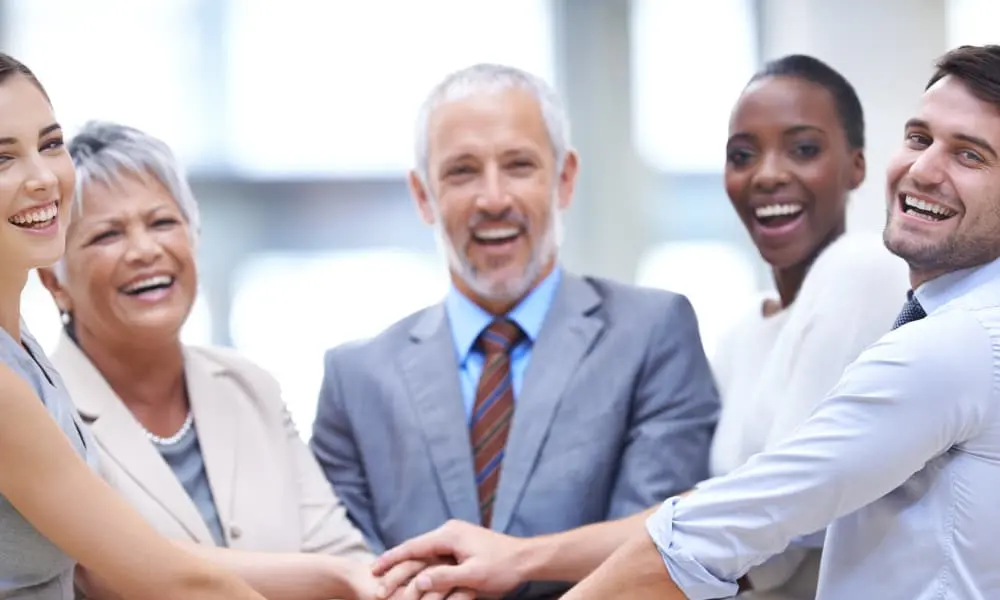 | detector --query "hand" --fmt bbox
[372,520,529,599]
[344,561,383,600]
[377,558,476,600]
